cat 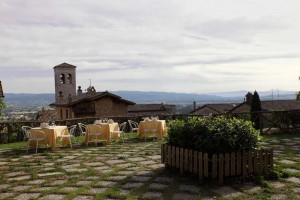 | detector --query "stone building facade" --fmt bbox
[50,63,135,120]
[0,81,4,97]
